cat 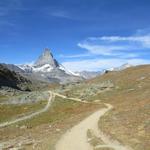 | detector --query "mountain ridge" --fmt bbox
[0,48,134,84]
[17,48,83,84]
